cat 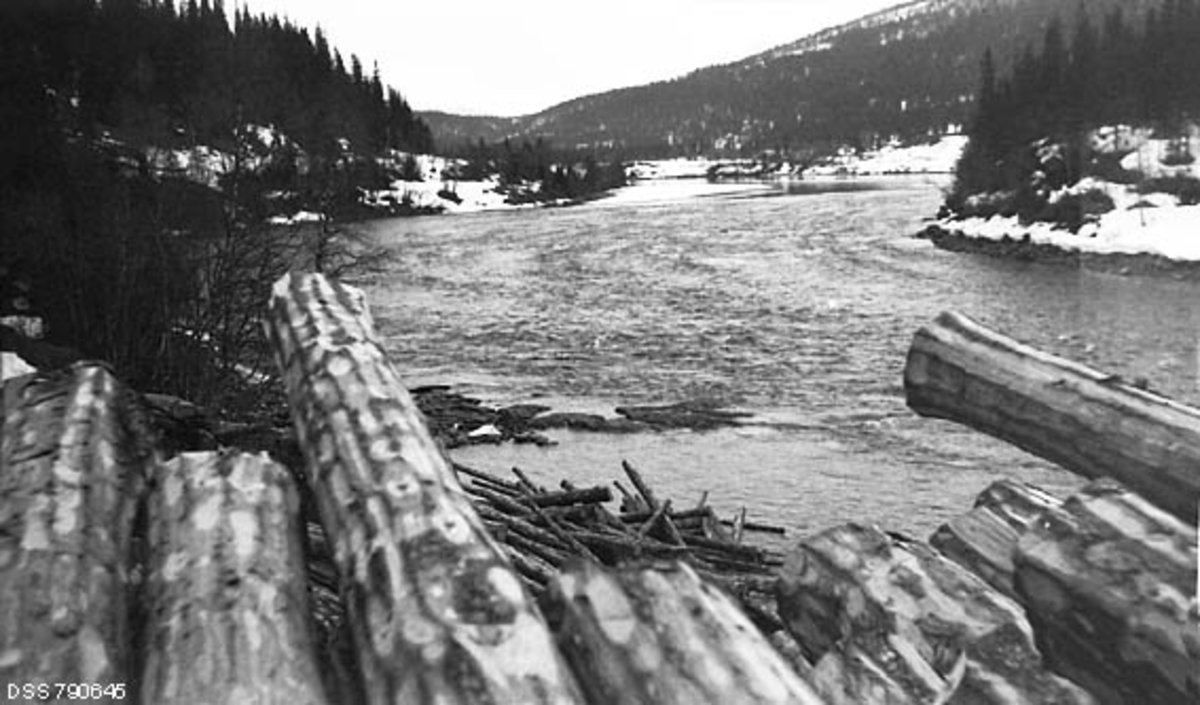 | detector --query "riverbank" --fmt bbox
[917,222,1200,280]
